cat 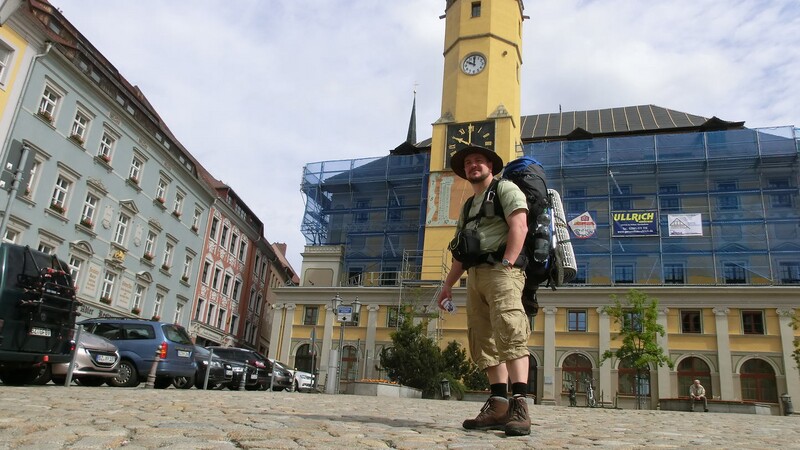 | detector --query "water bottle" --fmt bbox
[442,298,457,314]
[533,212,550,263]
